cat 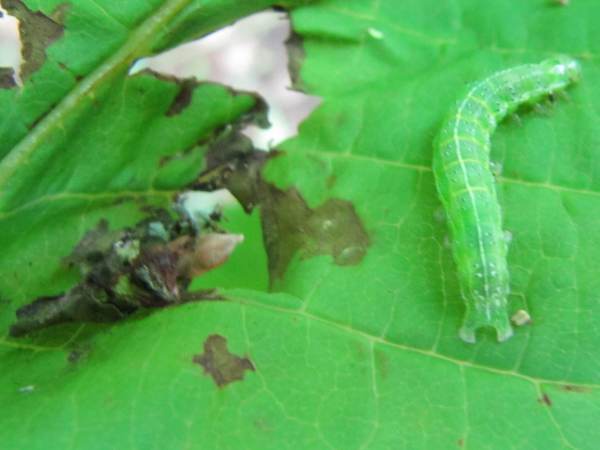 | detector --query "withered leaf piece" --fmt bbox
[10,213,243,336]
